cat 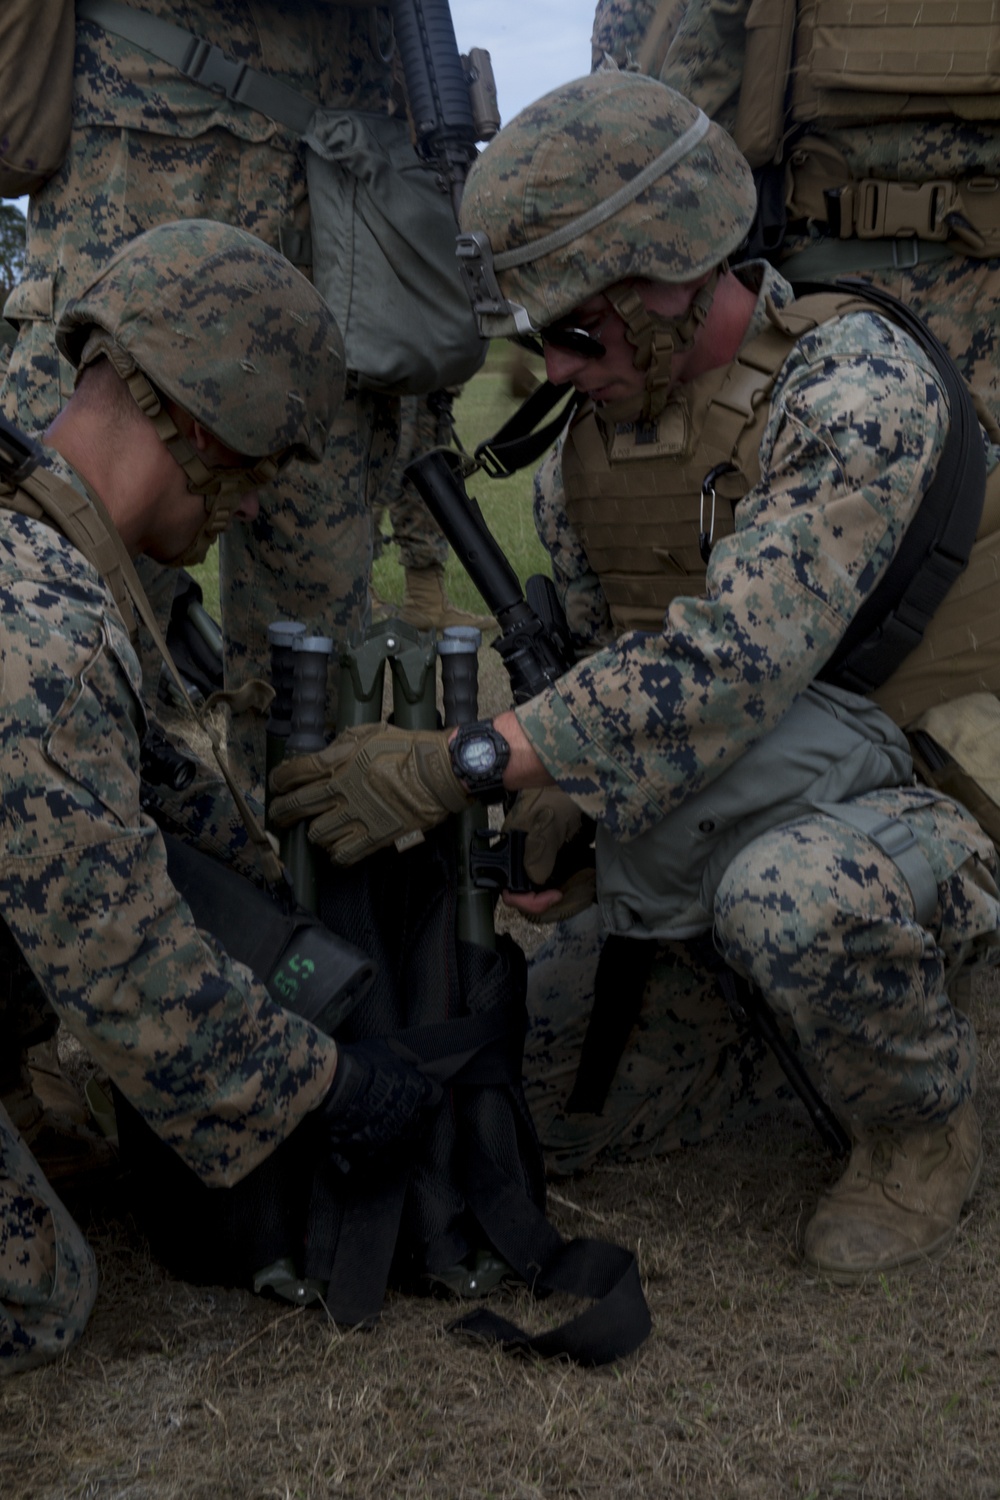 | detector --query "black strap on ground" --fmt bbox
[800,278,986,696]
[474,380,585,478]
[452,1154,652,1366]
[565,934,658,1115]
